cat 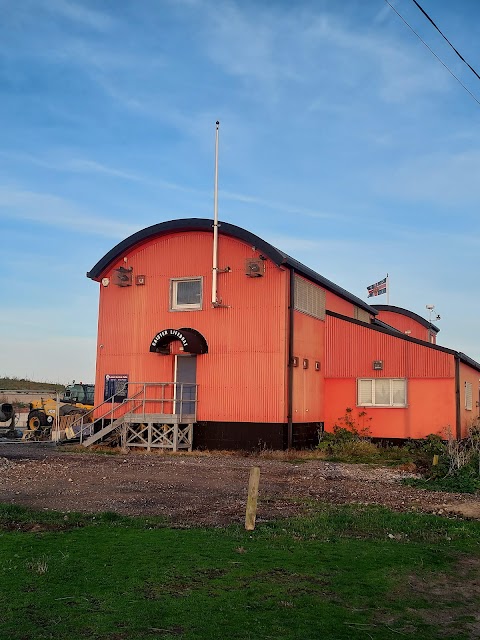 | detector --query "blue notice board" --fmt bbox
[104,374,129,402]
